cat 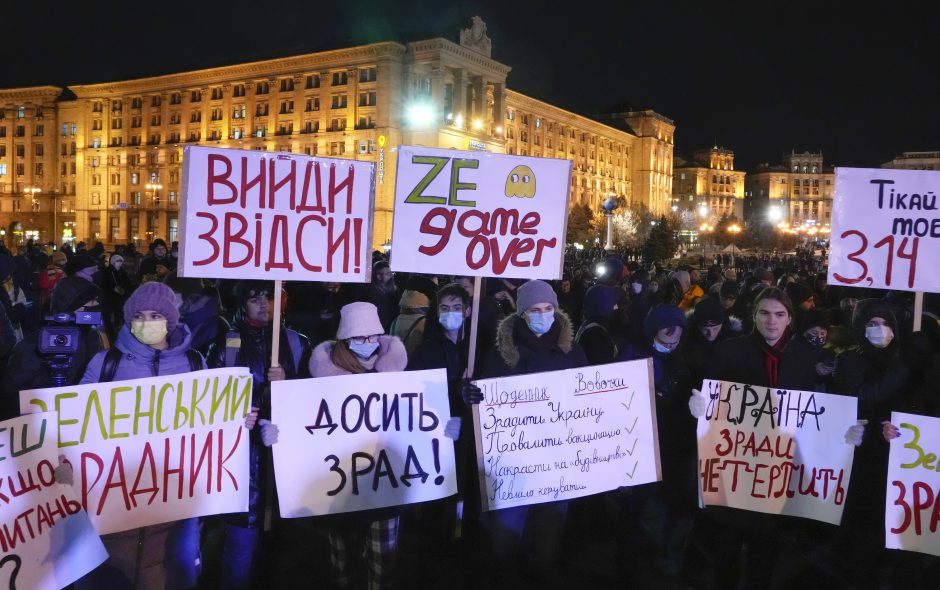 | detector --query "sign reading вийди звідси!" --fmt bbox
[178,146,376,282]
[473,360,661,512]
[885,412,940,558]
[270,369,457,517]
[696,380,857,525]
[0,413,107,590]
[390,146,572,279]
[828,168,940,293]
[20,368,252,535]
